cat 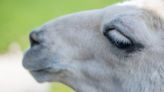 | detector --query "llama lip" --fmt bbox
[30,67,63,82]
[30,70,51,83]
